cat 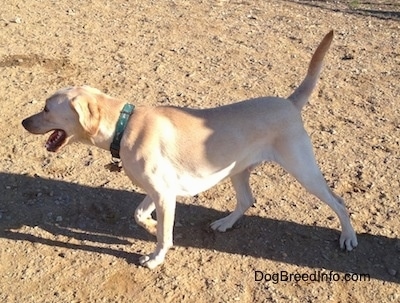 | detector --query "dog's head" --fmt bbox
[22,86,101,152]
